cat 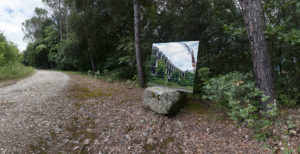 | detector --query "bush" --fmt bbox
[203,72,264,123]
[194,67,211,93]
[0,63,34,81]
[202,72,278,141]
